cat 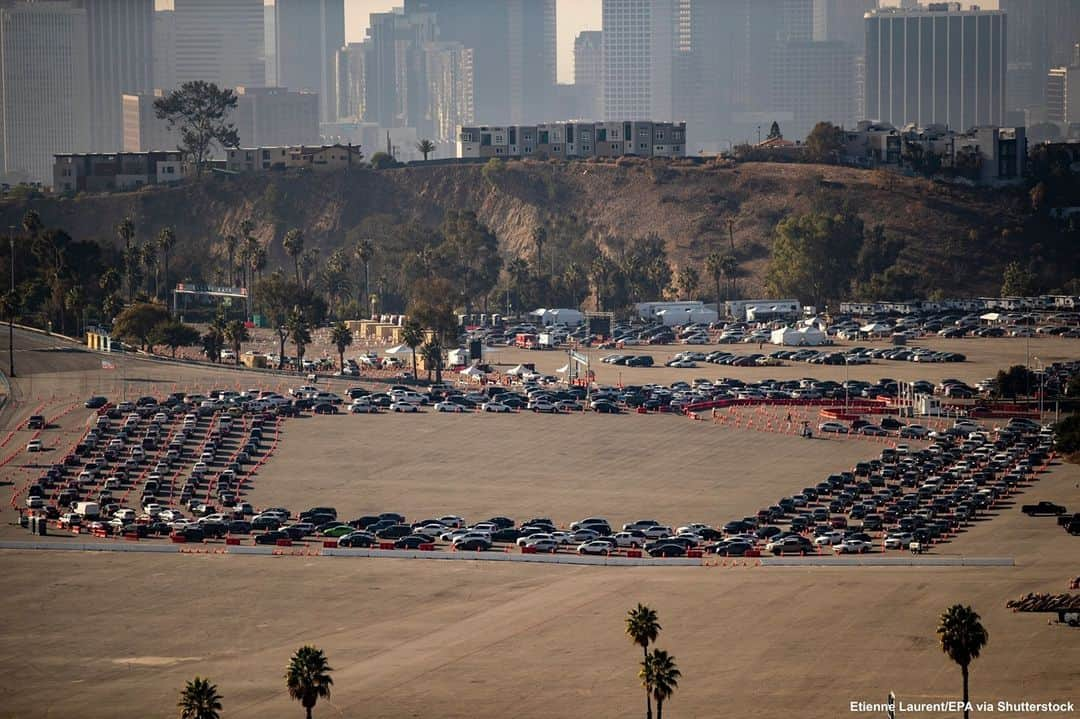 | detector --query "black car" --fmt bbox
[177,527,205,543]
[313,403,338,415]
[254,530,290,545]
[591,400,621,414]
[490,527,524,543]
[85,396,108,409]
[485,516,515,529]
[251,516,280,531]
[394,534,431,549]
[647,543,687,558]
[456,537,491,551]
[375,524,413,539]
[338,532,375,548]
[227,520,252,534]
